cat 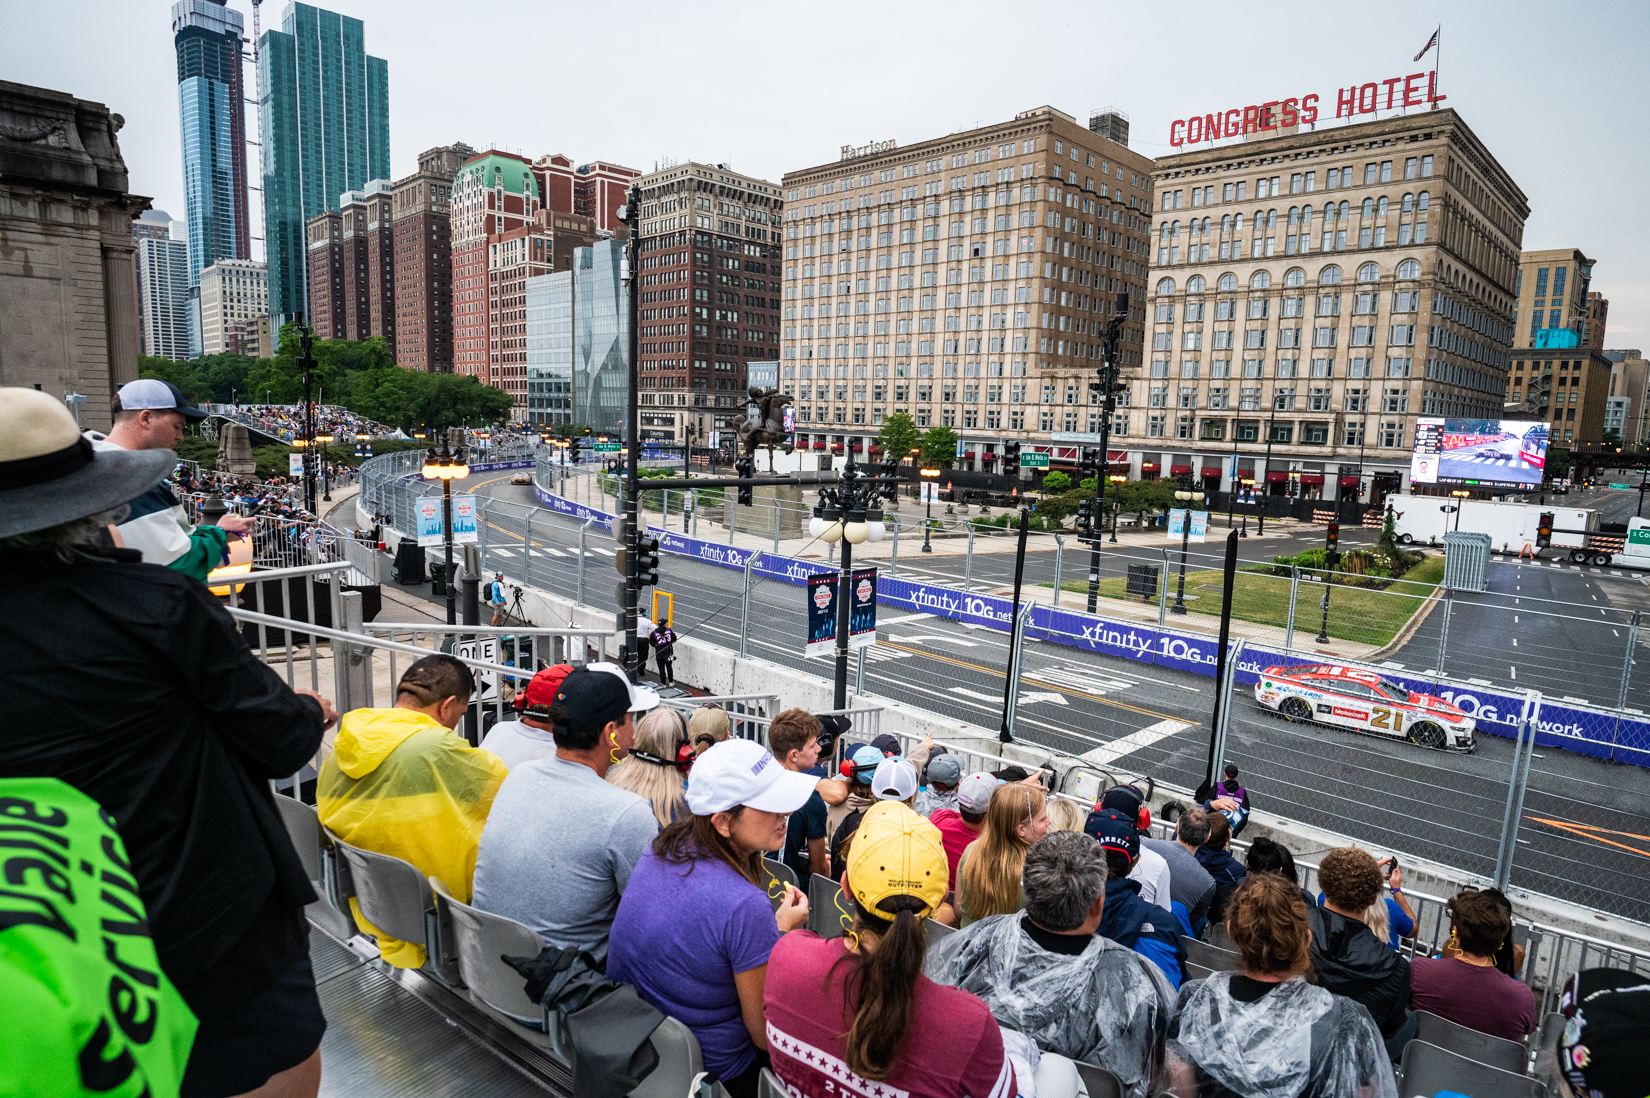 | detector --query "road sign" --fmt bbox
[593,442,621,452]
[1020,452,1050,468]
[1609,482,1630,490]
[452,637,500,702]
